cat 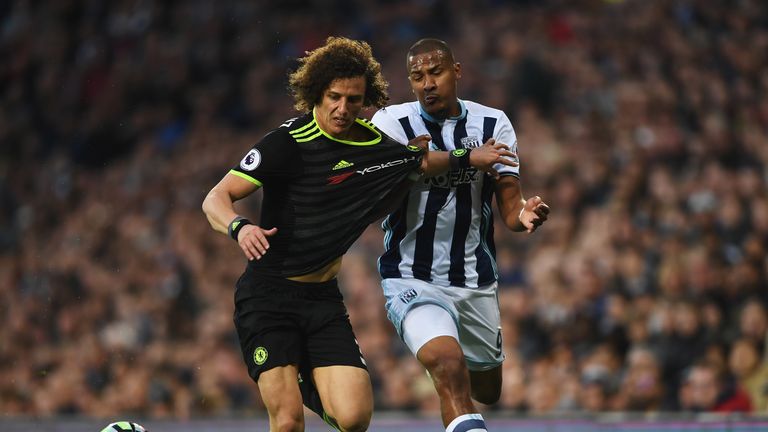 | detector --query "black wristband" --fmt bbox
[228,216,253,241]
[449,148,472,171]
